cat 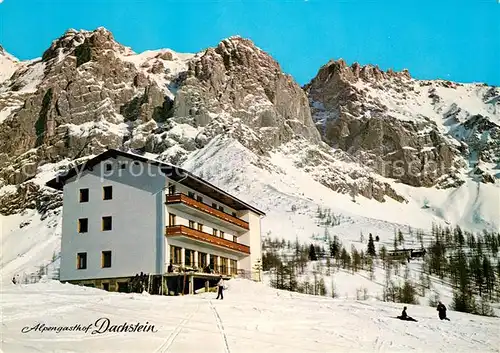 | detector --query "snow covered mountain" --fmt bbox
[0,27,499,282]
